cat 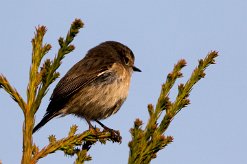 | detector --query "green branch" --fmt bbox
[128,51,218,164]
[26,26,50,114]
[31,126,121,164]
[0,75,26,112]
[158,51,218,134]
